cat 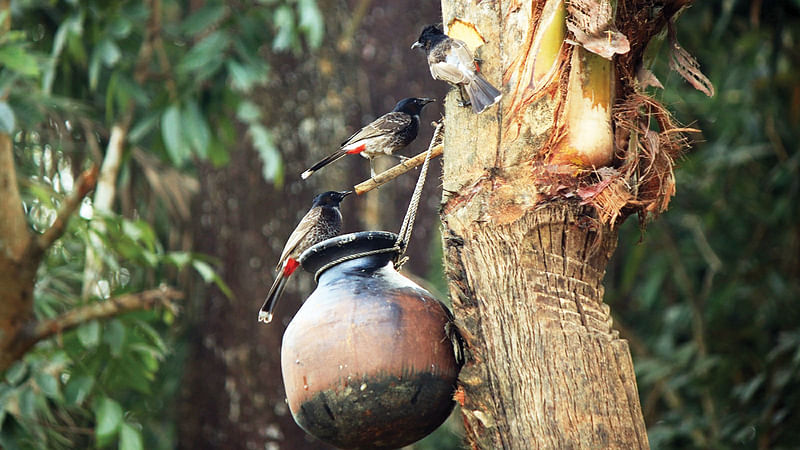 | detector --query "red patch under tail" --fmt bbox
[345,143,366,154]
[282,258,300,276]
